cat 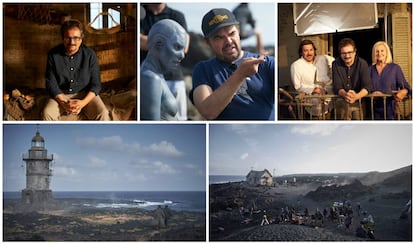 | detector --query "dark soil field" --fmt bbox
[210,165,412,241]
